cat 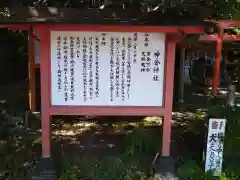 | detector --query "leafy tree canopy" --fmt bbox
[0,0,238,21]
